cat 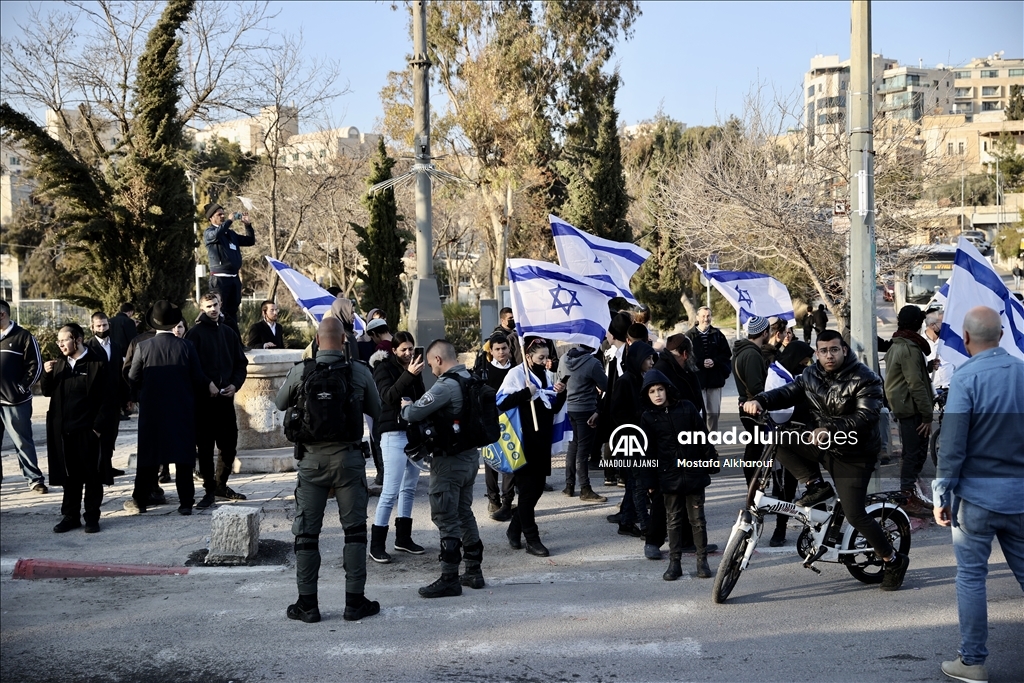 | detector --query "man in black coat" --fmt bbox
[246,300,285,349]
[812,304,829,337]
[684,306,731,431]
[474,334,516,519]
[86,311,125,478]
[42,323,117,533]
[127,301,217,515]
[185,292,249,508]
[203,202,256,337]
[108,303,138,417]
